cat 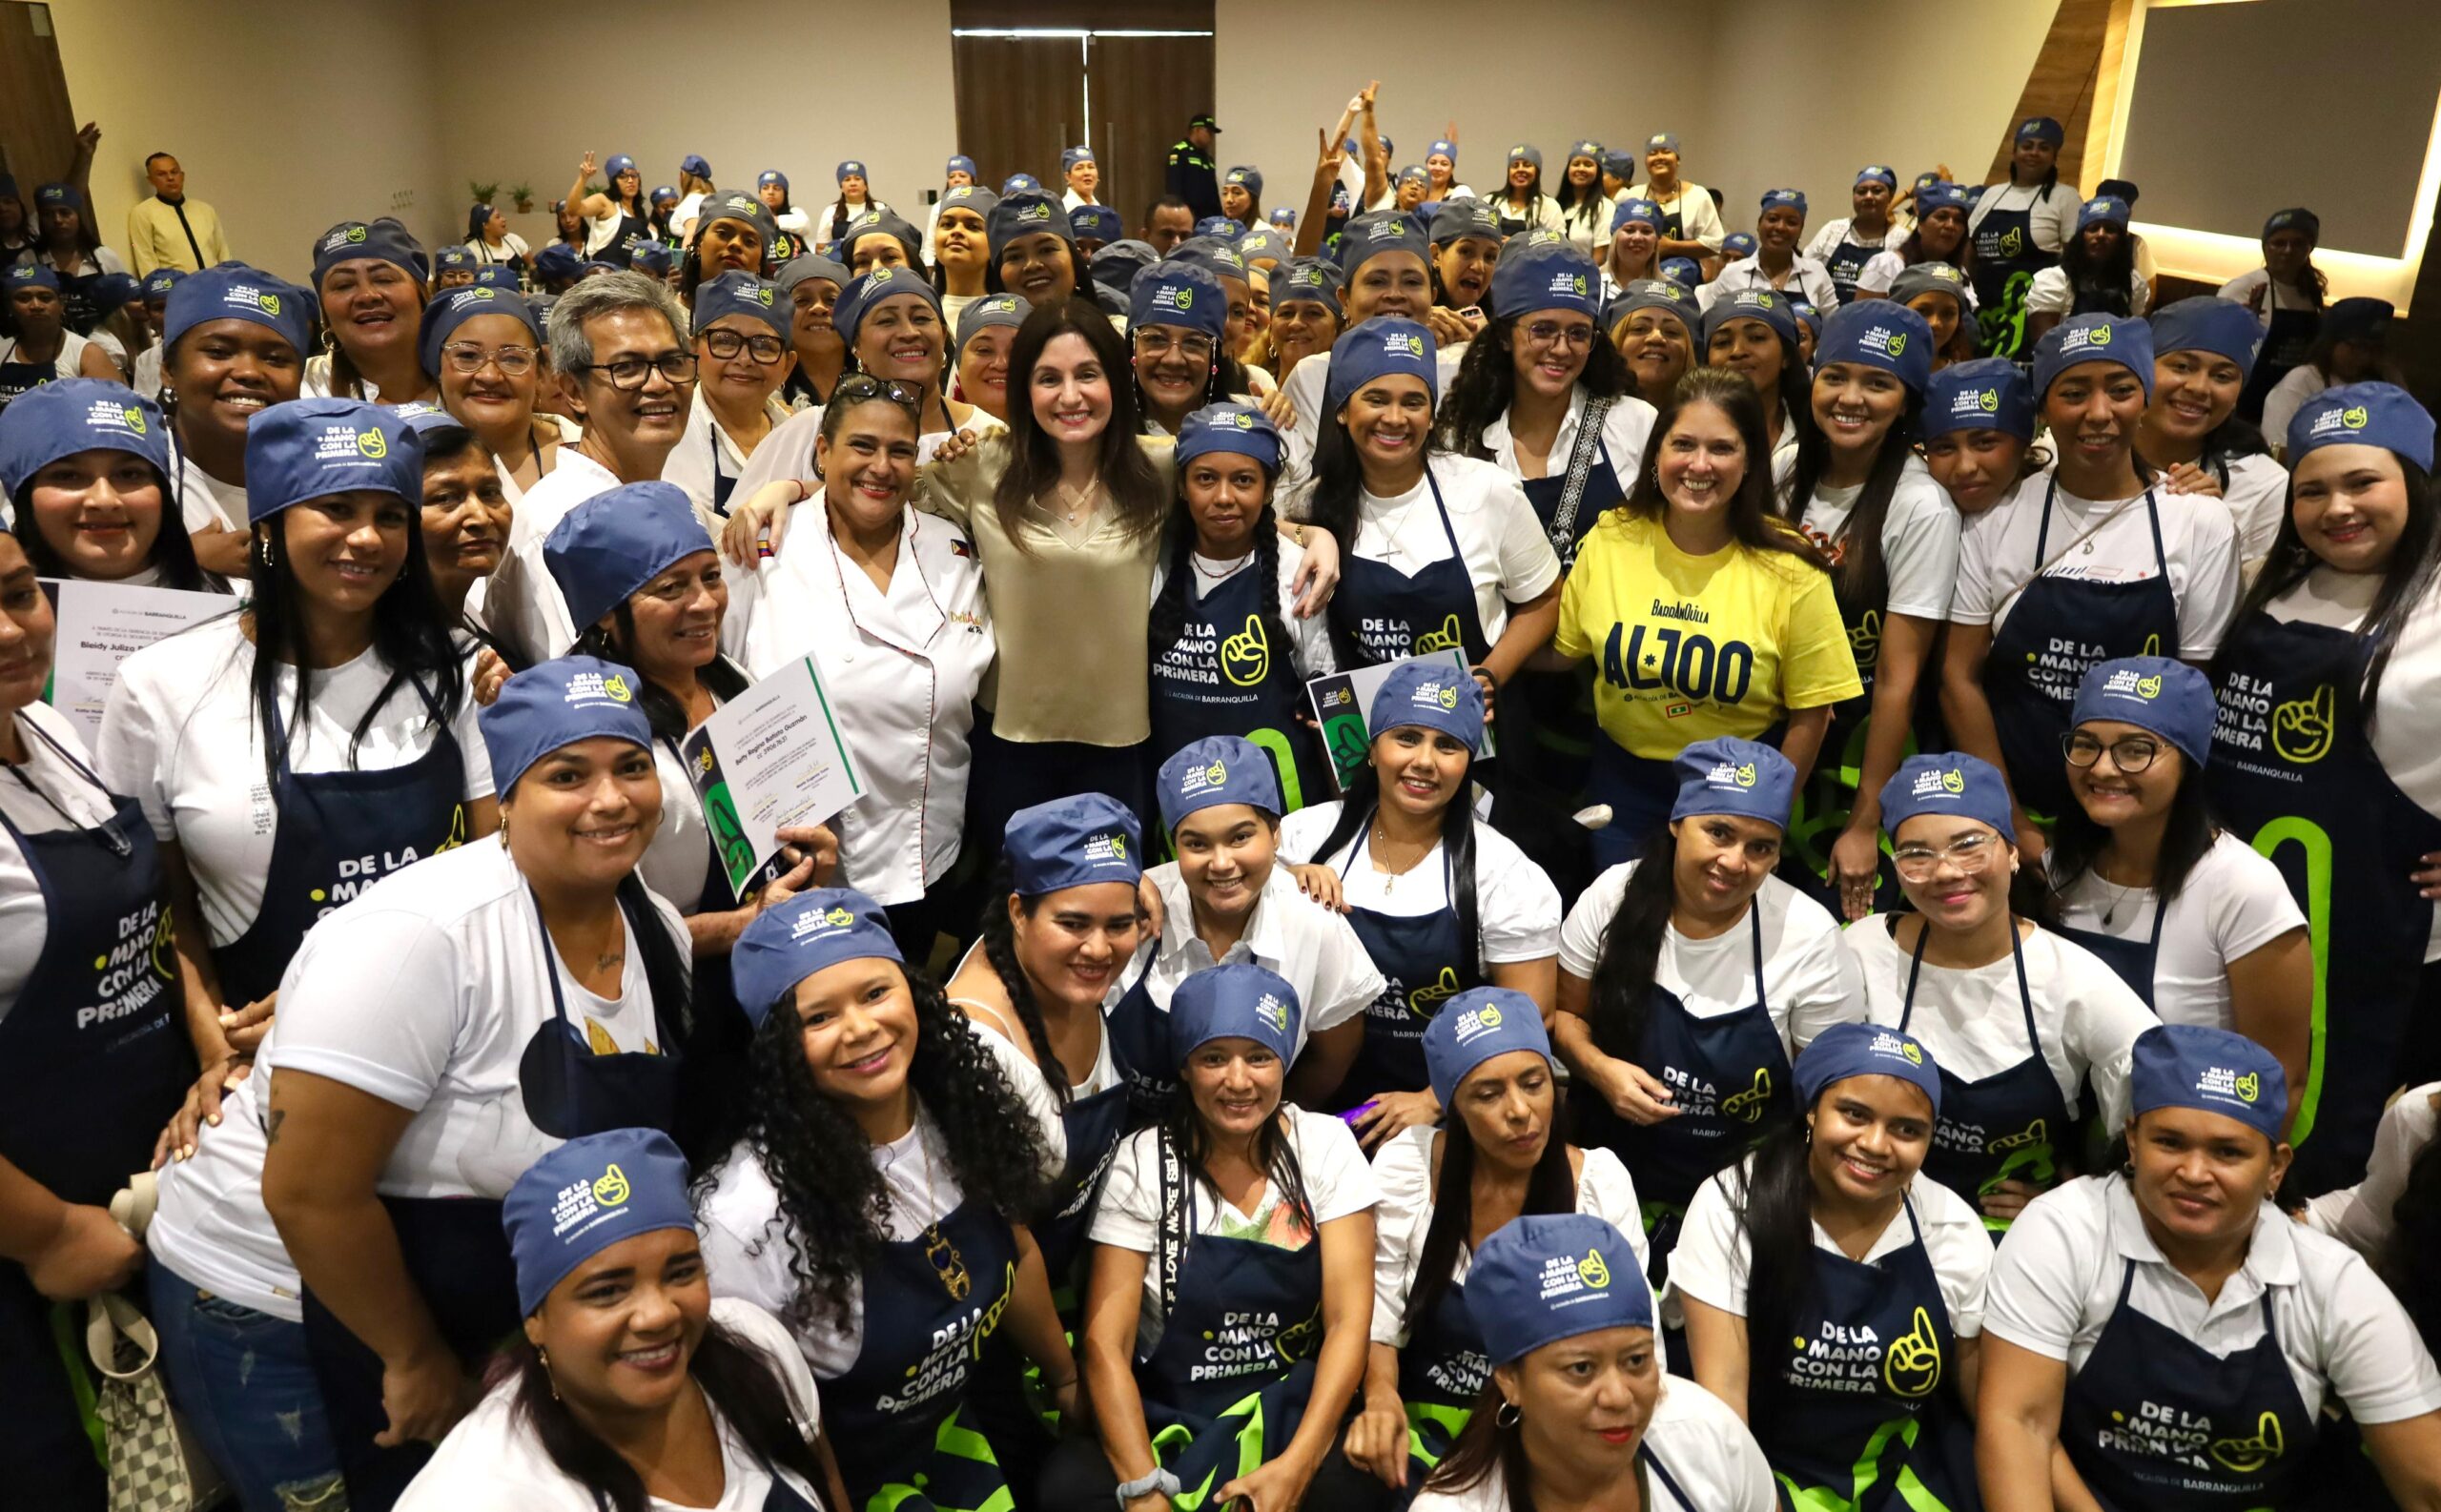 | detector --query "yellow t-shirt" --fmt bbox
[1554,511,1861,758]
